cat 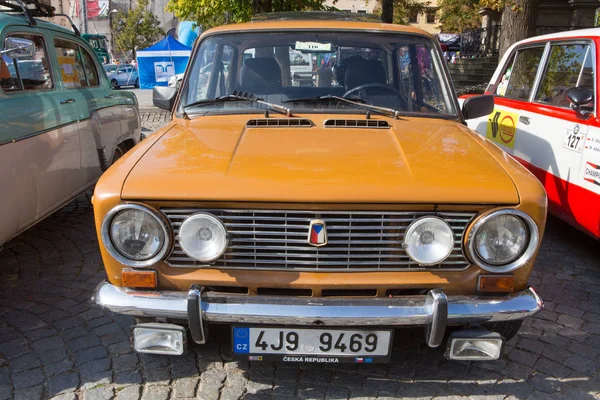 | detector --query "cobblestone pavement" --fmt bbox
[1,114,600,399]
